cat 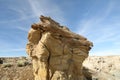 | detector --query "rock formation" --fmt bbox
[26,15,93,80]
